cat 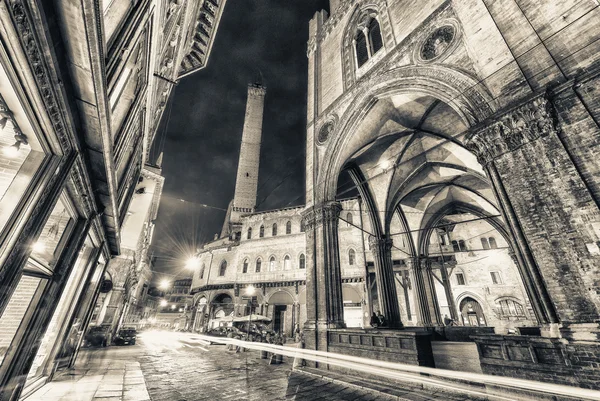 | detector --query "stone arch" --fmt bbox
[318,65,495,204]
[266,289,296,305]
